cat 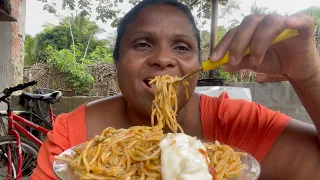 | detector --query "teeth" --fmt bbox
[144,80,151,88]
[150,83,155,90]
[144,78,155,89]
